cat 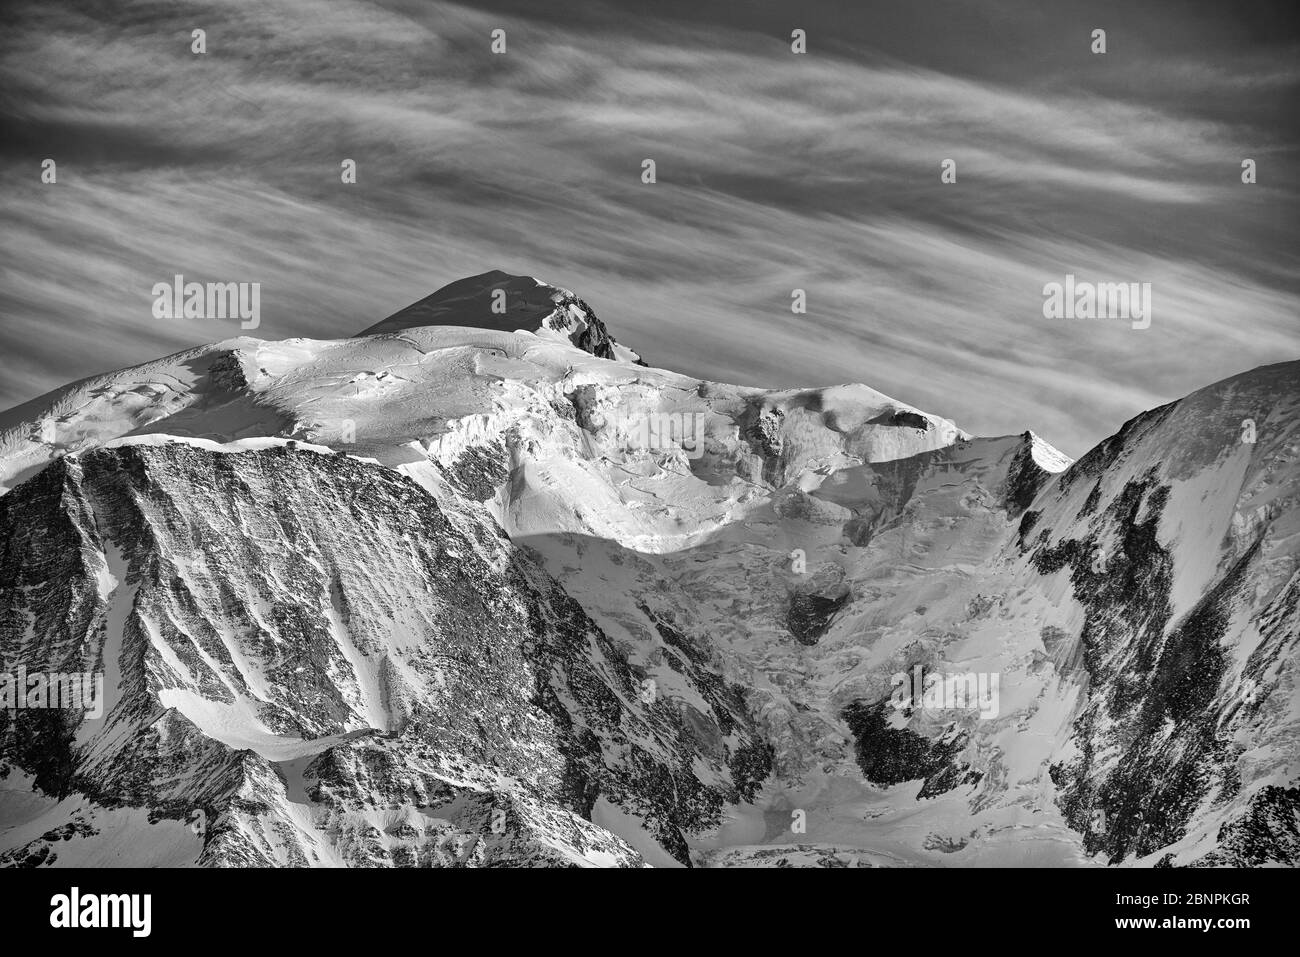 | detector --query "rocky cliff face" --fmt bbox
[0,442,766,867]
[0,275,1295,868]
